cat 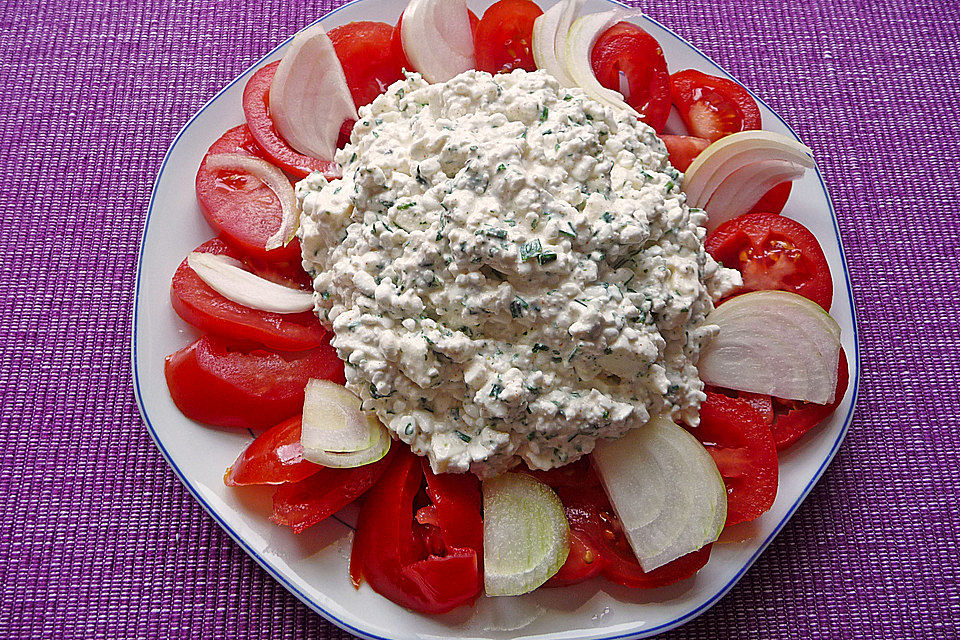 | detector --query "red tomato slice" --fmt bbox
[591,22,671,132]
[270,444,395,533]
[474,0,543,73]
[749,181,792,215]
[390,15,412,72]
[543,530,603,587]
[558,483,712,589]
[690,392,778,526]
[170,238,327,351]
[224,415,321,486]
[195,125,303,263]
[517,456,599,489]
[660,134,710,171]
[329,21,406,108]
[705,211,834,310]
[770,348,849,450]
[163,335,344,430]
[350,449,482,614]
[670,69,761,142]
[242,61,340,179]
